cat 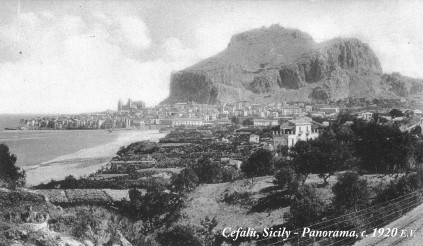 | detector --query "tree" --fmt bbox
[389,109,403,118]
[242,118,254,126]
[271,156,290,171]
[289,141,316,184]
[352,122,415,173]
[333,111,354,126]
[332,172,370,212]
[128,188,184,230]
[0,143,26,188]
[273,166,298,196]
[173,167,199,191]
[190,155,222,184]
[230,116,240,126]
[241,148,273,183]
[289,185,326,228]
[276,144,289,157]
[62,175,79,189]
[312,130,352,185]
